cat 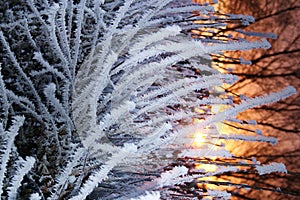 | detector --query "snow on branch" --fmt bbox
[179,148,232,158]
[0,65,9,127]
[198,86,296,129]
[157,166,189,187]
[213,134,277,145]
[7,156,36,200]
[256,162,287,175]
[70,143,137,200]
[130,191,161,200]
[207,189,231,199]
[0,0,297,199]
[0,116,25,198]
[129,25,182,55]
